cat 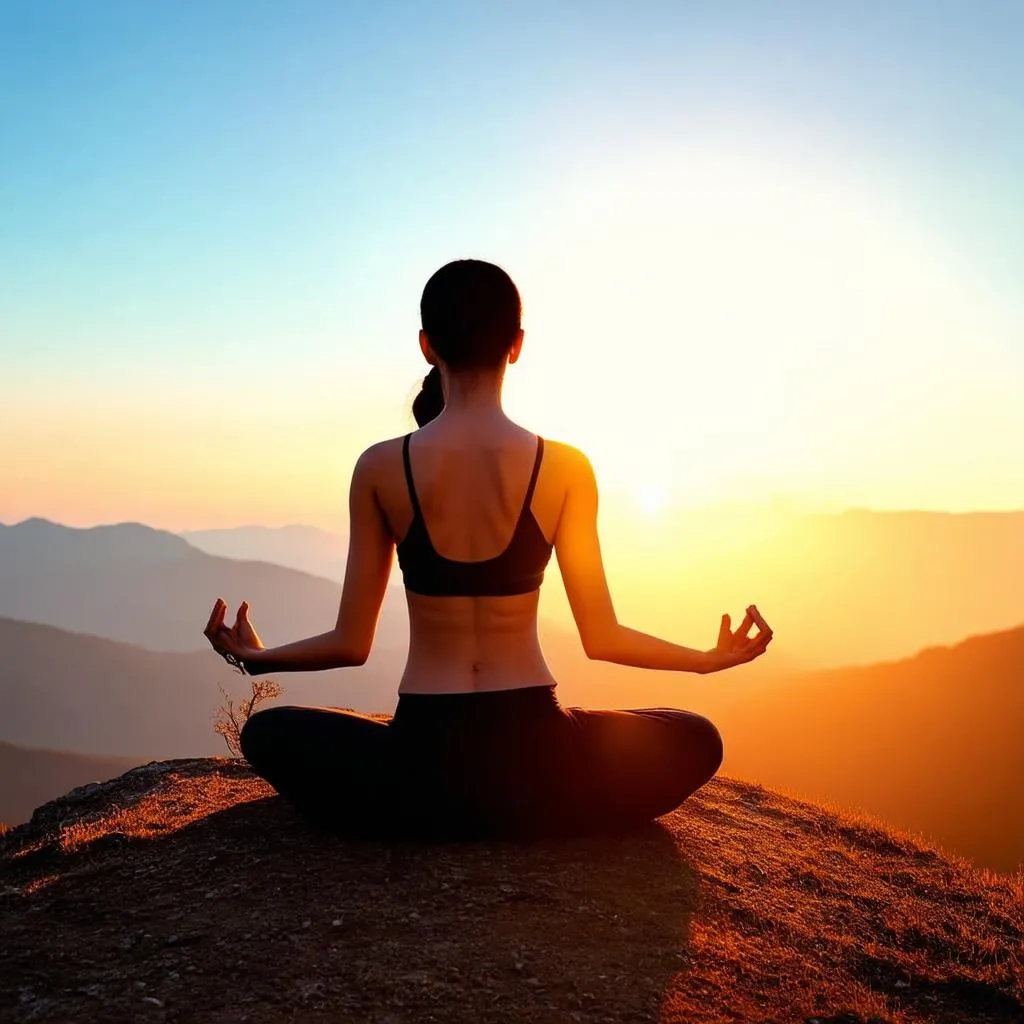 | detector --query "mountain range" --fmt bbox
[1,514,1021,873]
[175,509,1024,669]
[0,518,407,653]
[6,510,1022,669]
